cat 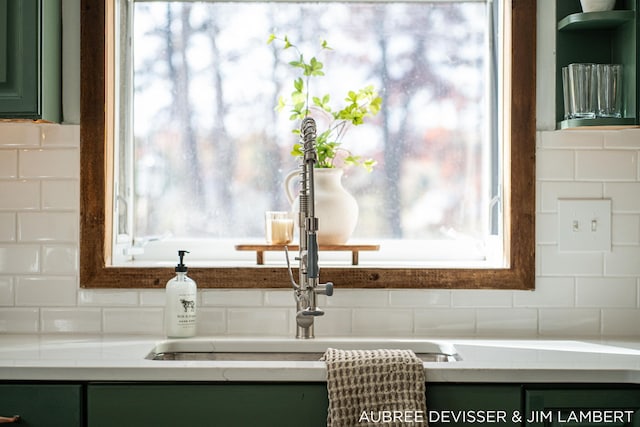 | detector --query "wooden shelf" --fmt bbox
[558,10,634,31]
[235,243,380,265]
